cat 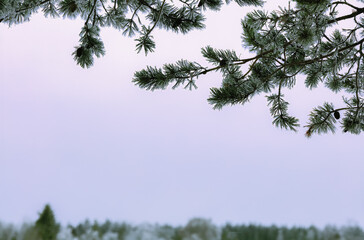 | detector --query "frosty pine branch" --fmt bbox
[133,0,364,136]
[1,0,363,136]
